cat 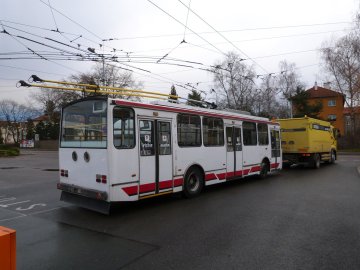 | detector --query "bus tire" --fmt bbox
[183,167,204,198]
[259,159,269,179]
[312,154,320,169]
